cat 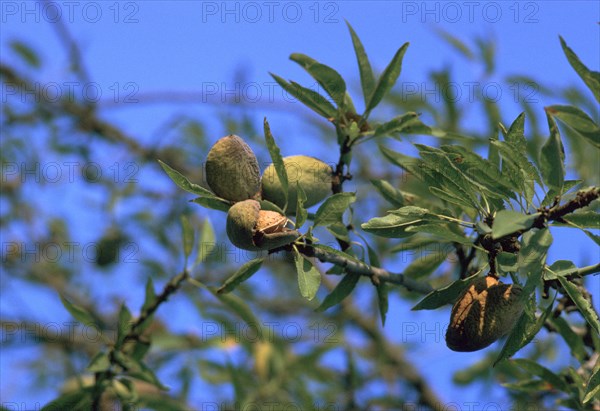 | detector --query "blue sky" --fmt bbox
[2,1,599,408]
